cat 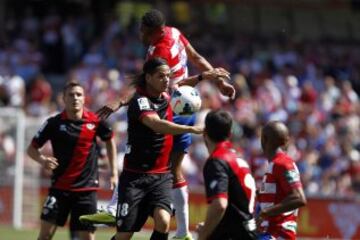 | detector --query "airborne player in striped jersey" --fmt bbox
[257,121,307,240]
